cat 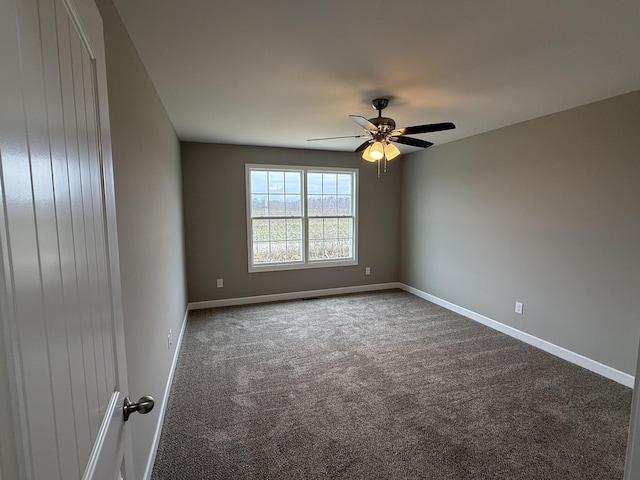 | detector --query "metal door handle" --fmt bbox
[123,395,155,421]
